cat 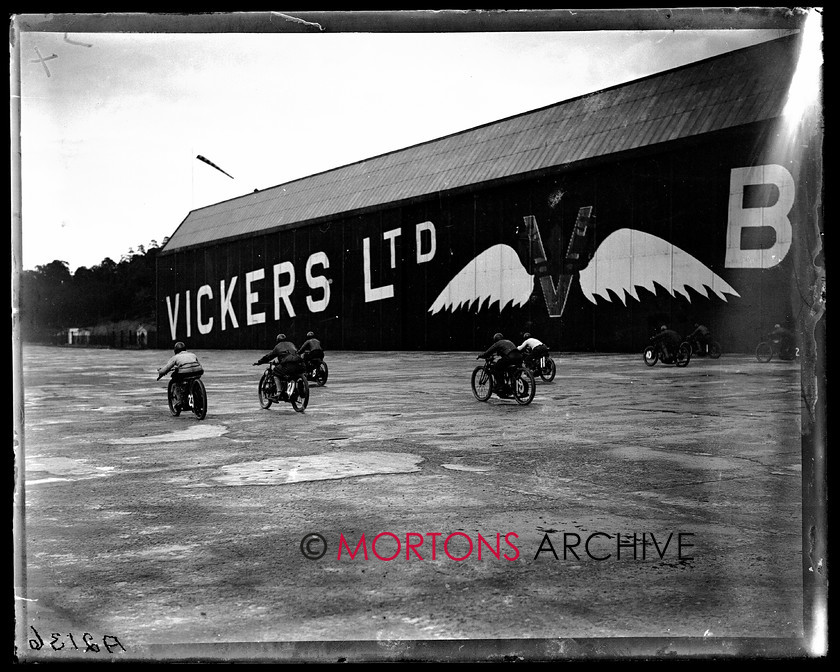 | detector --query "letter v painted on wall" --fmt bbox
[427,206,594,319]
[518,207,593,317]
